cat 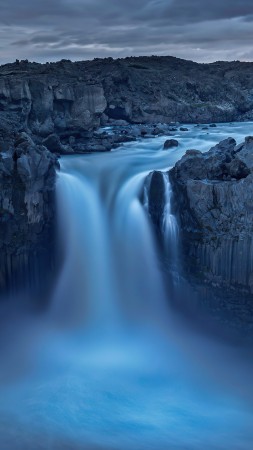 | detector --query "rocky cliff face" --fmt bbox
[1,56,253,149]
[0,127,59,301]
[164,137,253,295]
[100,57,253,124]
[146,138,253,333]
[0,60,107,153]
